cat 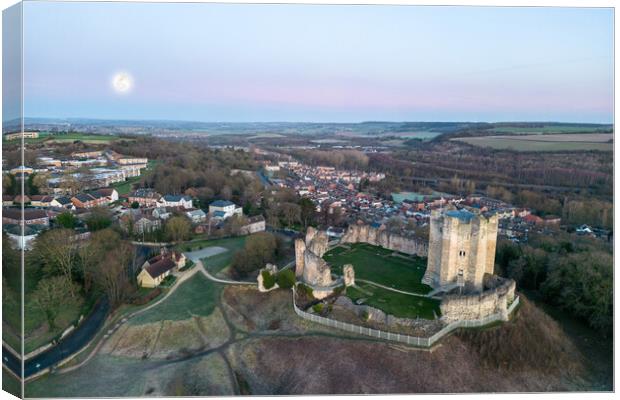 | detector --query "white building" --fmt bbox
[186,209,207,224]
[156,195,193,209]
[209,200,243,220]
